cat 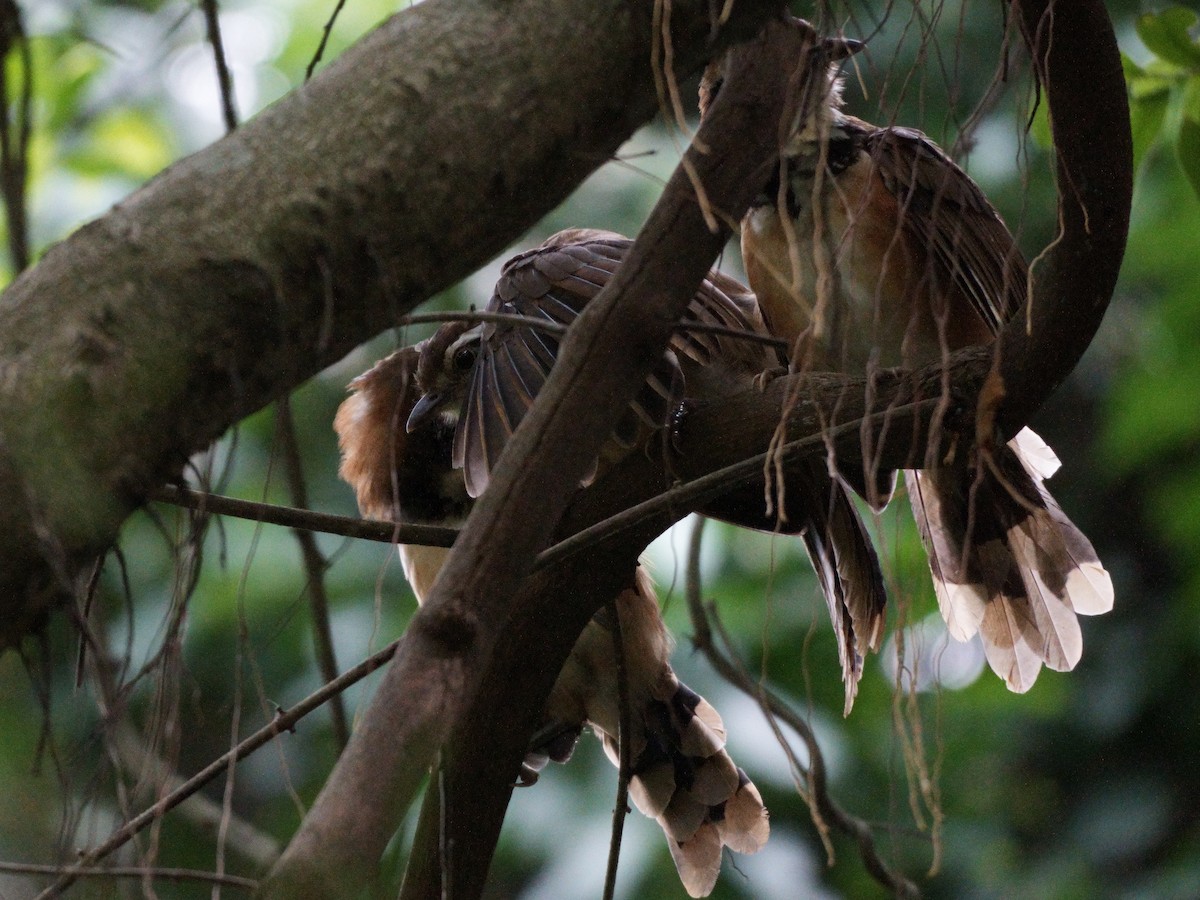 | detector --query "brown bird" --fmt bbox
[410,229,887,714]
[336,335,767,897]
[700,18,1114,691]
